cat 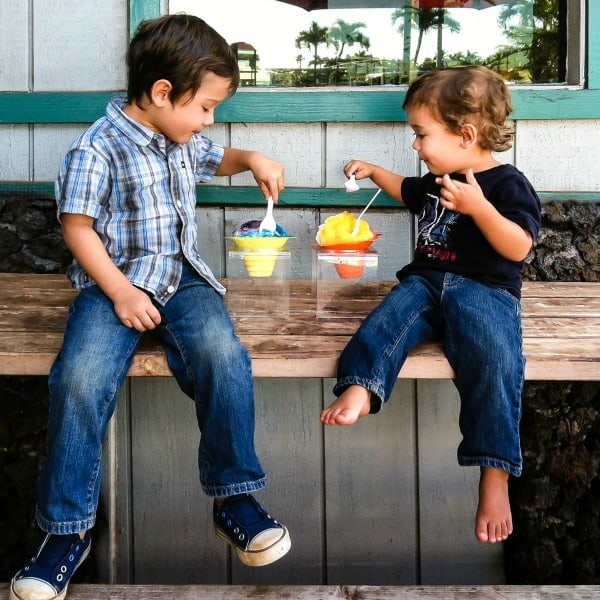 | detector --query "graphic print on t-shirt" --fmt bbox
[415,193,459,263]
